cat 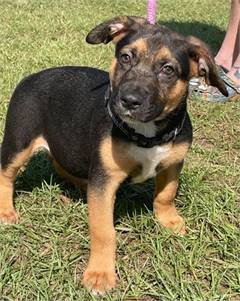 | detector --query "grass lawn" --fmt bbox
[0,0,239,300]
